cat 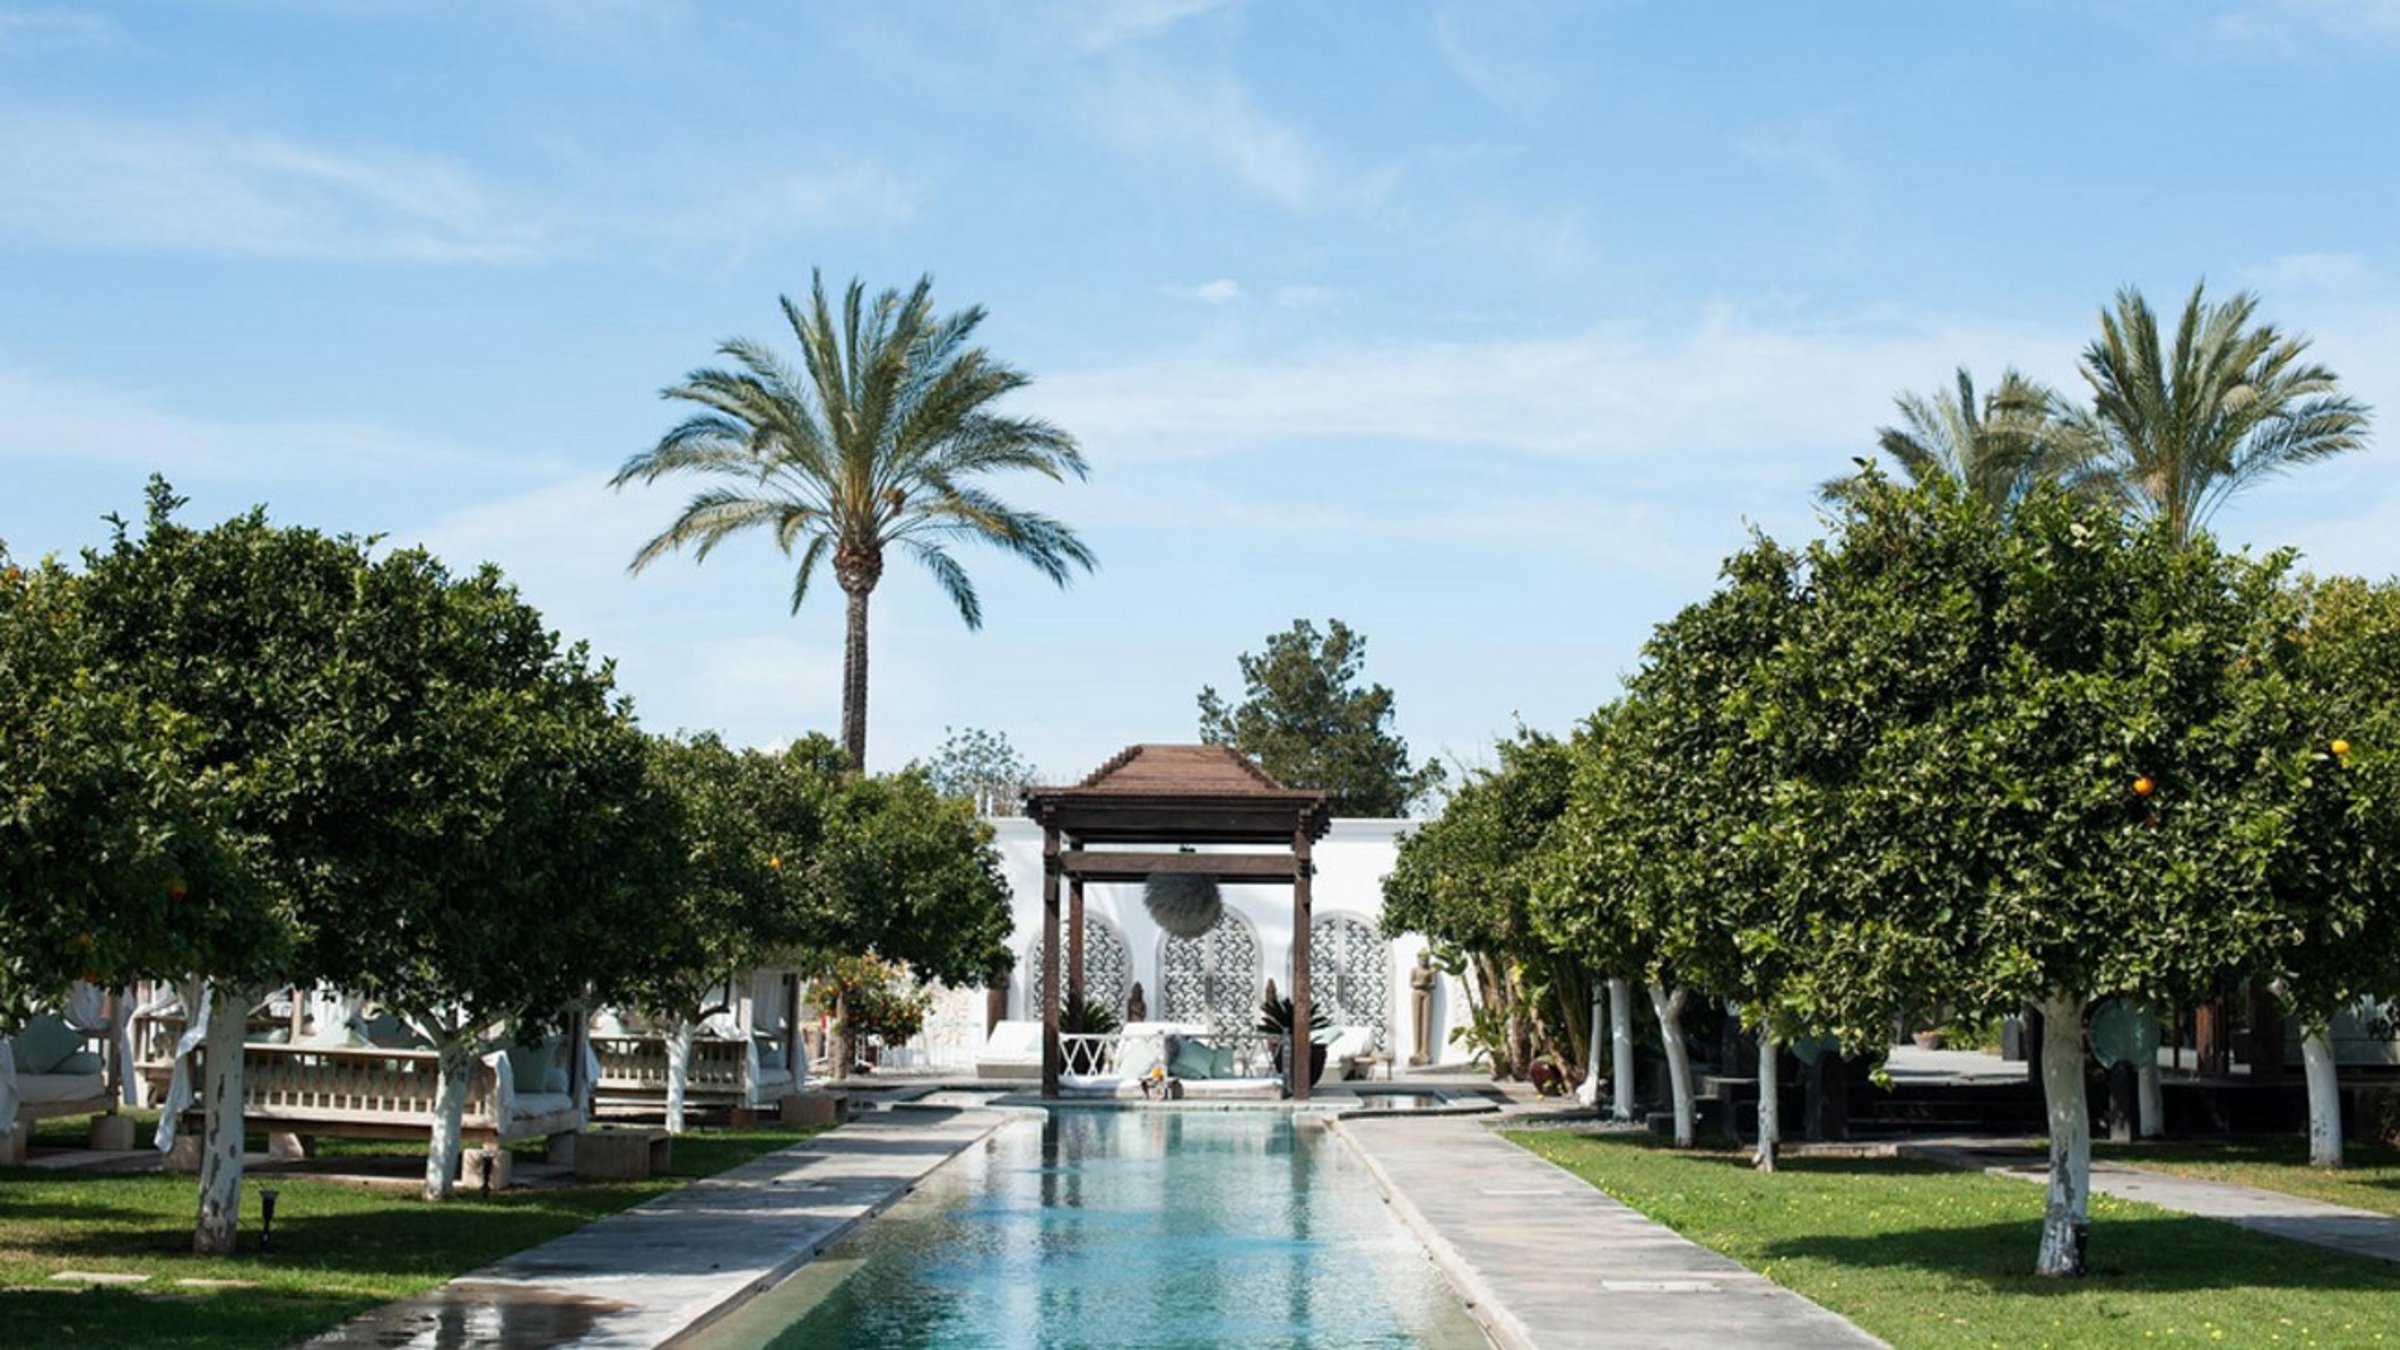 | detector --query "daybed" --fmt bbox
[2,1013,112,1164]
